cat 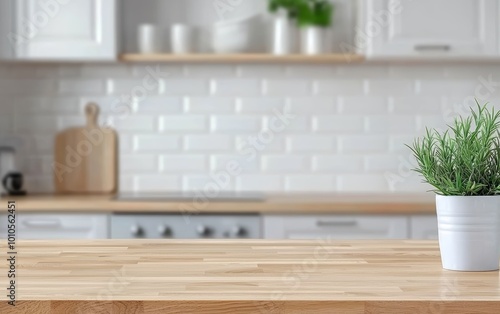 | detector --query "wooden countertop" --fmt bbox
[2,193,435,214]
[0,240,498,313]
